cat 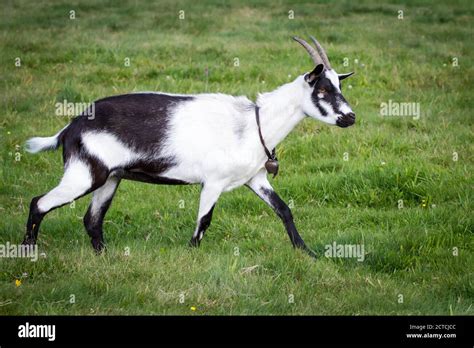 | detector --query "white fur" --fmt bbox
[325,70,341,92]
[160,77,307,192]
[338,102,353,115]
[37,158,92,213]
[192,182,224,240]
[90,176,119,218]
[82,132,143,169]
[25,125,68,153]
